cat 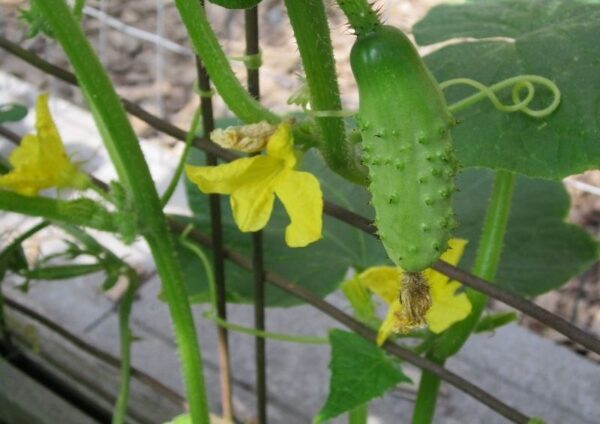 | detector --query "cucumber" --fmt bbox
[351,25,457,273]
